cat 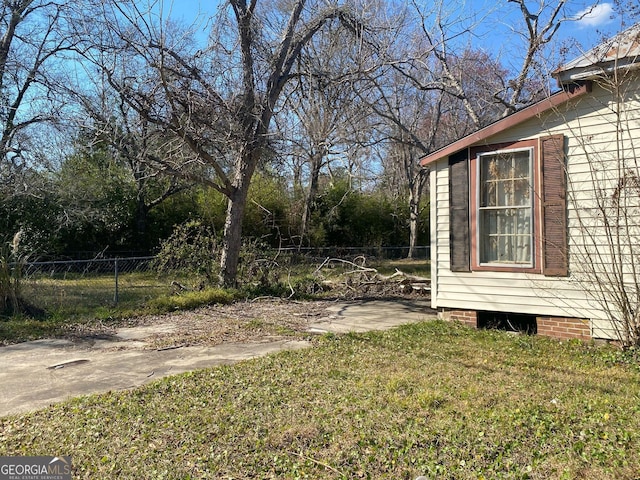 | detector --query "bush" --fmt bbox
[154,222,294,291]
[238,239,282,286]
[152,221,220,287]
